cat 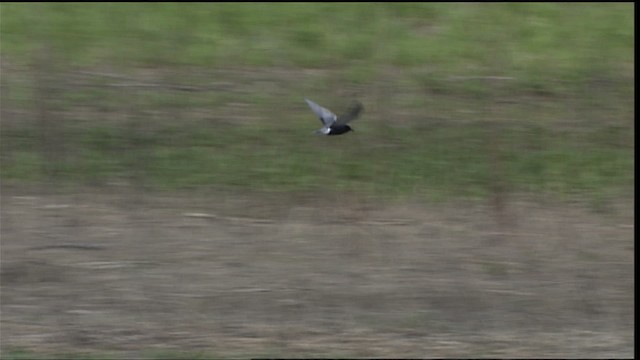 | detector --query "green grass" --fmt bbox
[0,3,634,203]
[1,119,633,202]
[1,4,633,80]
[1,347,319,360]
[1,348,221,360]
[1,348,114,360]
